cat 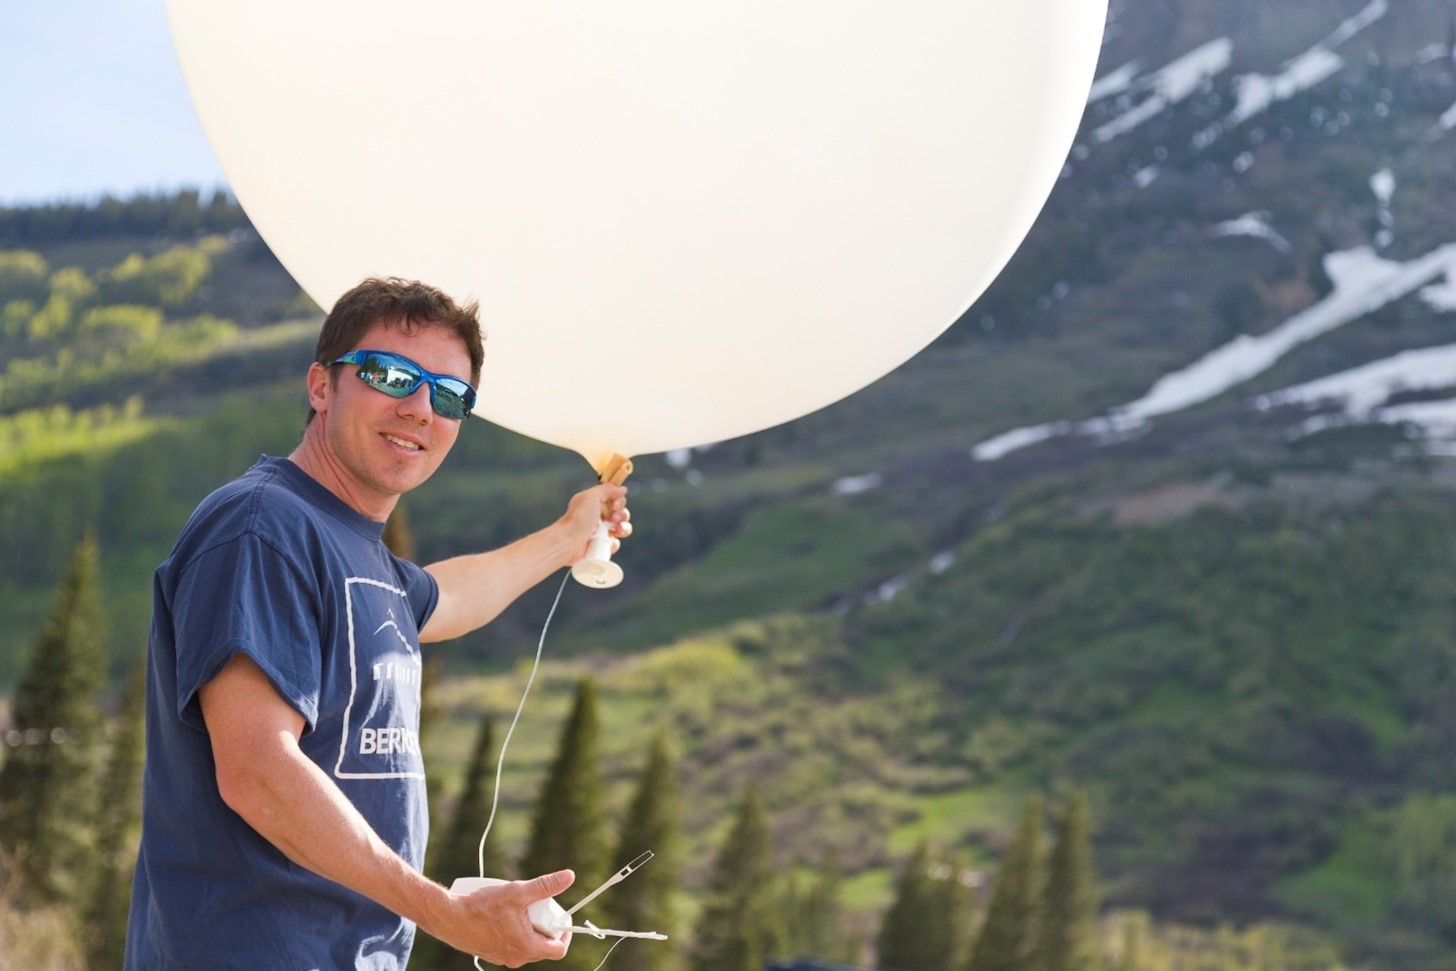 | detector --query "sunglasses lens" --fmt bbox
[359,354,421,397]
[353,352,473,419]
[431,383,472,419]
